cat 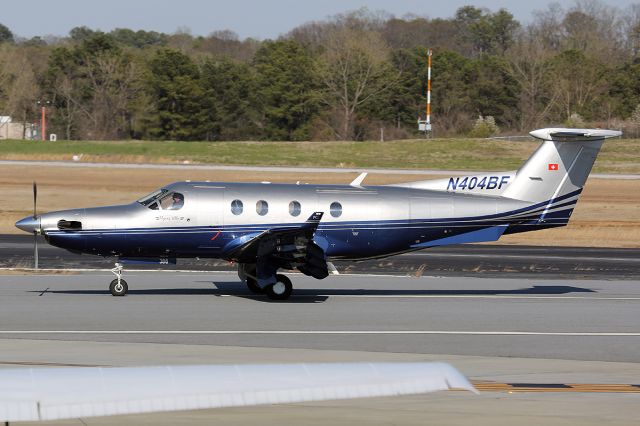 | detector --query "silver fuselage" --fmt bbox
[29,180,556,260]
